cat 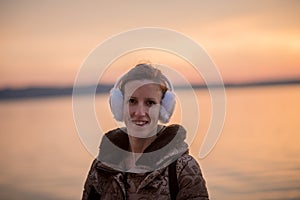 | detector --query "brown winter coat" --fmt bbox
[82,124,209,199]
